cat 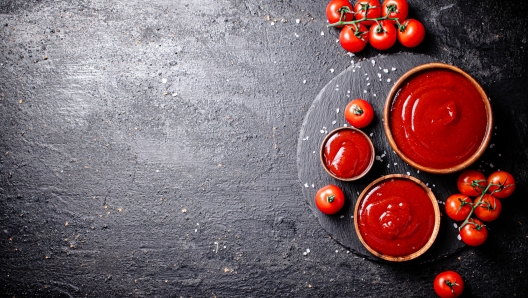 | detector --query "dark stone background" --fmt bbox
[1,0,527,296]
